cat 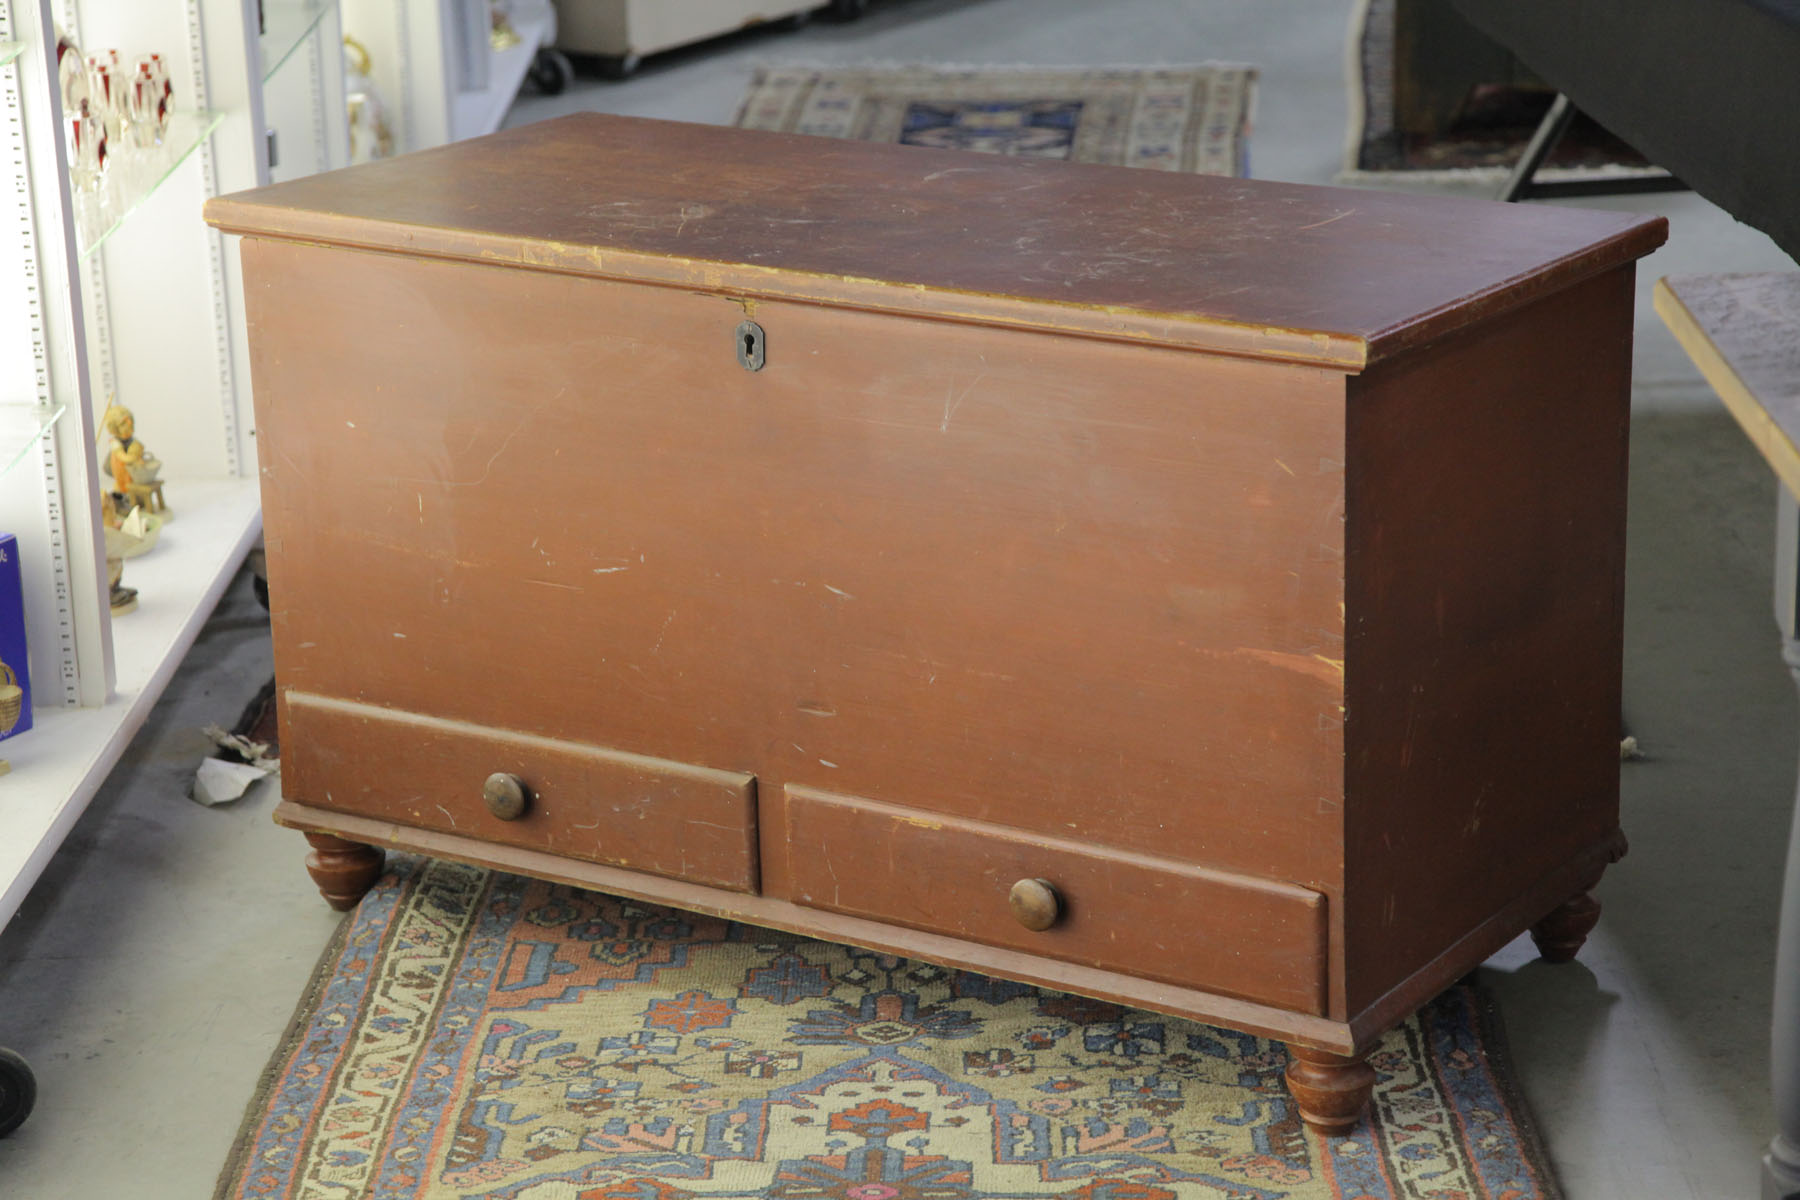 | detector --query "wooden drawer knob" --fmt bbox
[482,772,530,821]
[1009,878,1062,931]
